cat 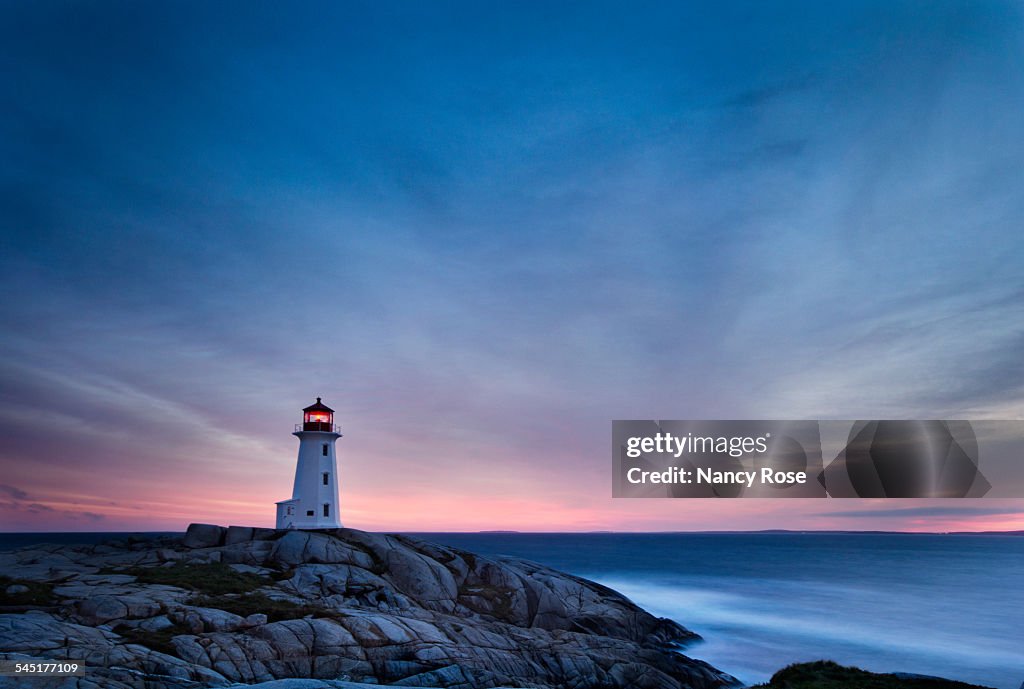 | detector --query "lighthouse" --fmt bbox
[275,398,342,529]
